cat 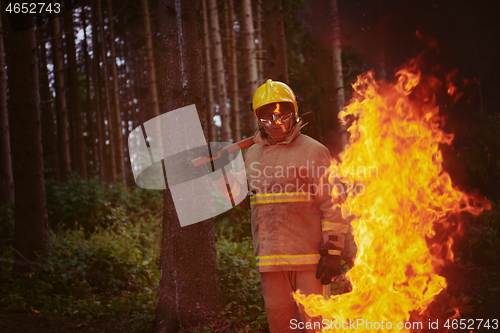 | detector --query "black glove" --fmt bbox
[316,249,342,285]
